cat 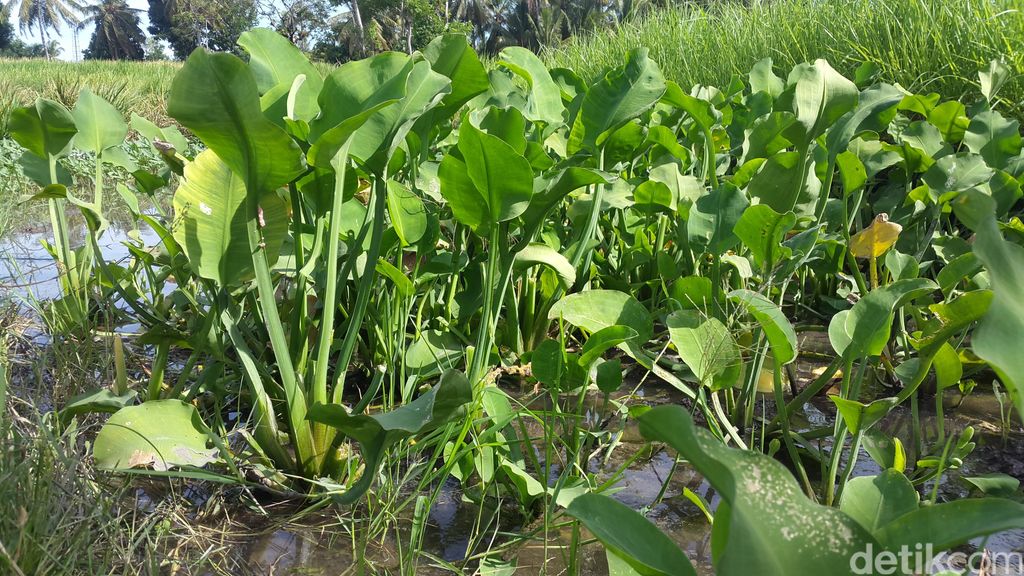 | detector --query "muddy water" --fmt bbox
[0,225,164,303]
